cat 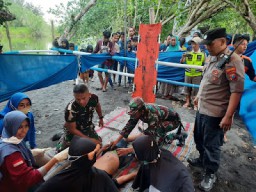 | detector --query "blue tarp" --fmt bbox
[244,40,256,57]
[0,54,78,102]
[80,51,185,82]
[239,50,256,141]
